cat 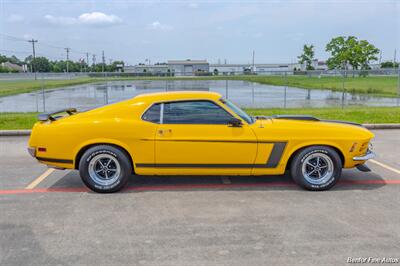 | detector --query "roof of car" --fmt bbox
[132,91,222,102]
